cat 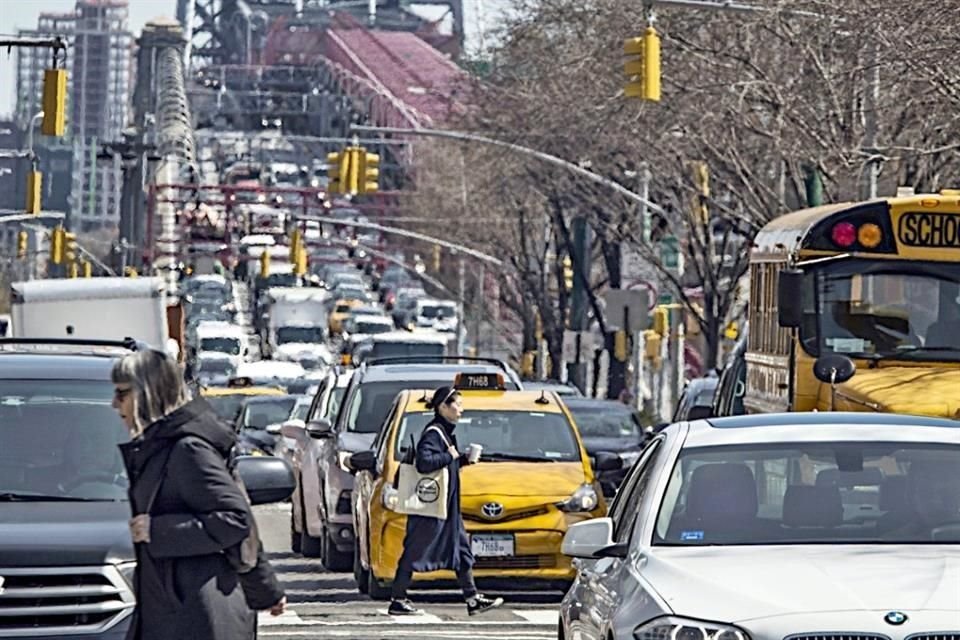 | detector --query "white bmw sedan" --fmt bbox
[560,412,960,640]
